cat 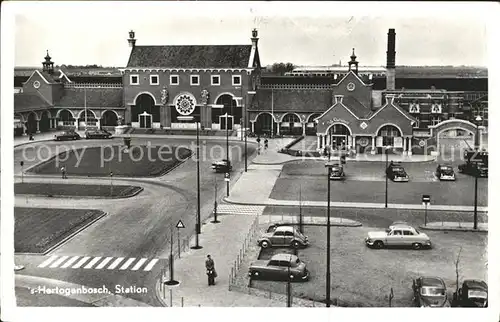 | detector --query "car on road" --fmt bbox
[211,159,232,173]
[365,225,431,250]
[386,162,409,182]
[54,131,81,141]
[412,276,450,307]
[458,162,488,177]
[257,225,309,249]
[85,129,112,139]
[248,253,309,281]
[452,280,488,307]
[329,163,345,180]
[435,164,456,181]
